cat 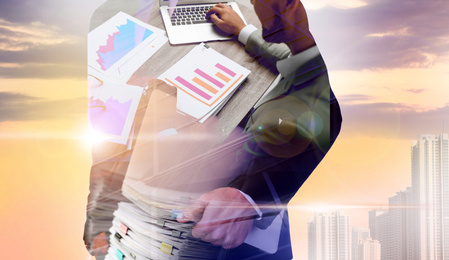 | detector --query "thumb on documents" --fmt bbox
[177,200,208,223]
